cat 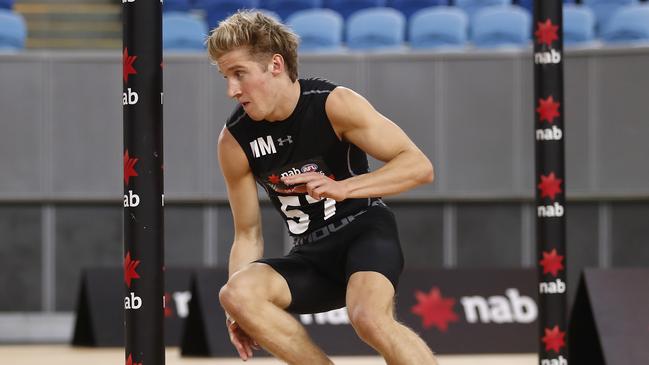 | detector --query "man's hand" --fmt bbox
[226,316,260,361]
[281,172,348,201]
